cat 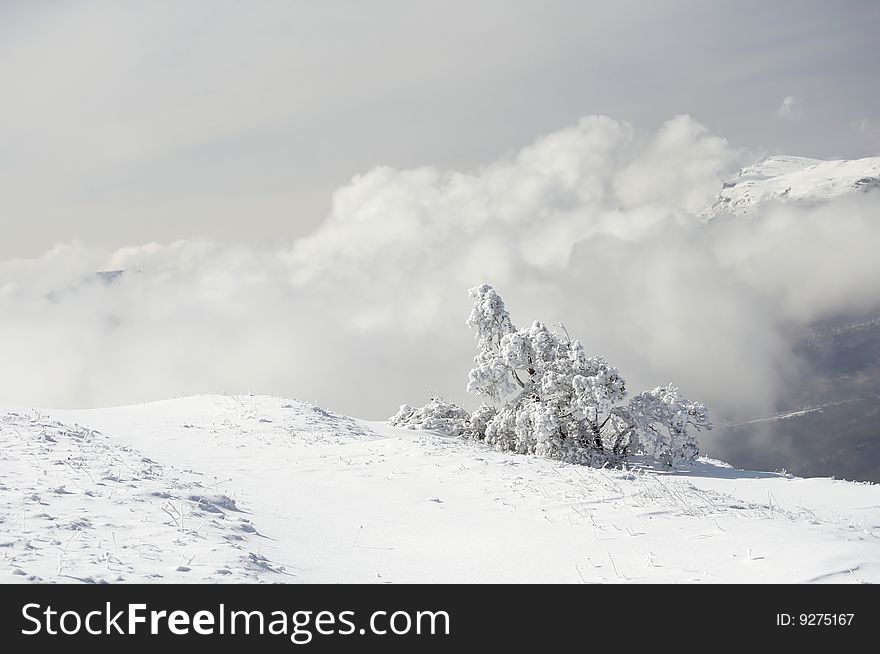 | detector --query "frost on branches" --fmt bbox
[389,398,475,439]
[390,284,711,468]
